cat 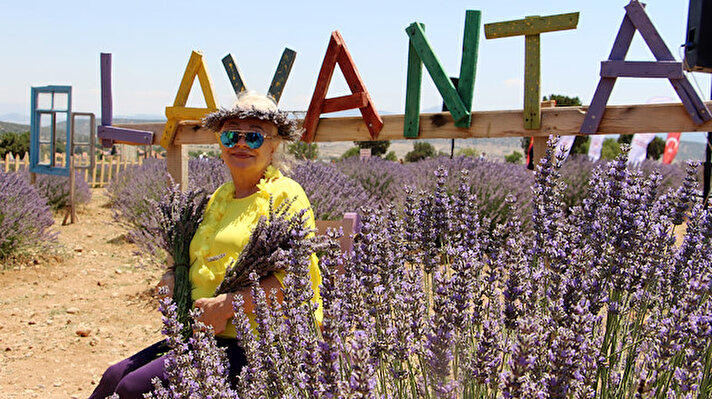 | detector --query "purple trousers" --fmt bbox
[89,338,246,399]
